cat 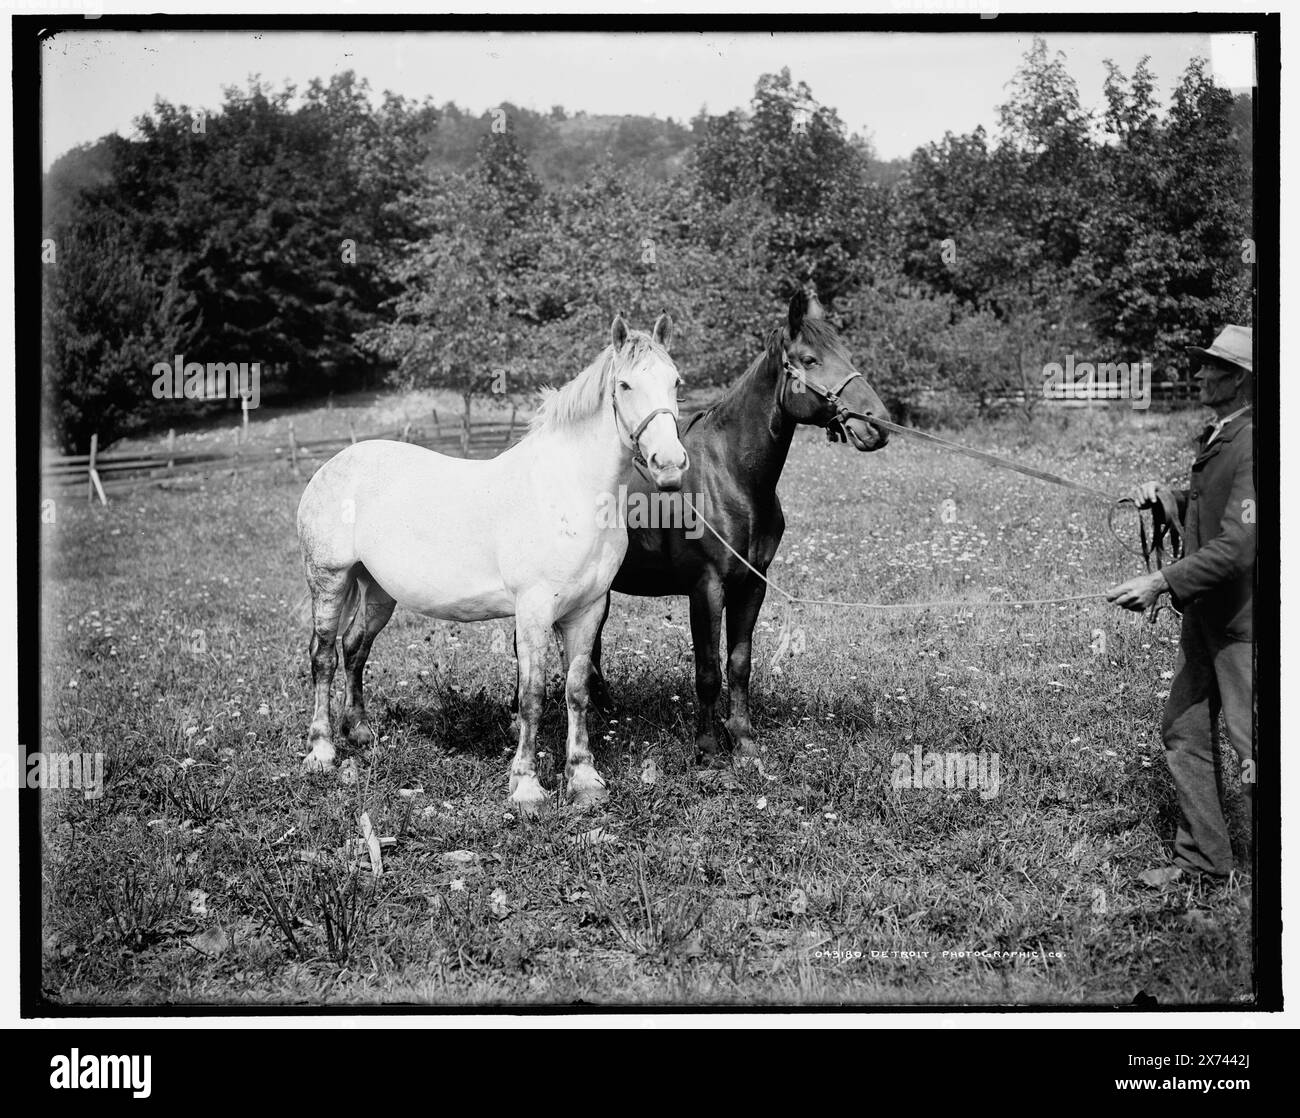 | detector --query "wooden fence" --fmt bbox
[984,380,1201,411]
[43,407,525,504]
